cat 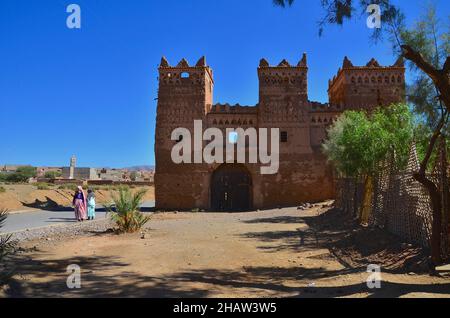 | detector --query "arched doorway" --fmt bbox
[211,164,252,212]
